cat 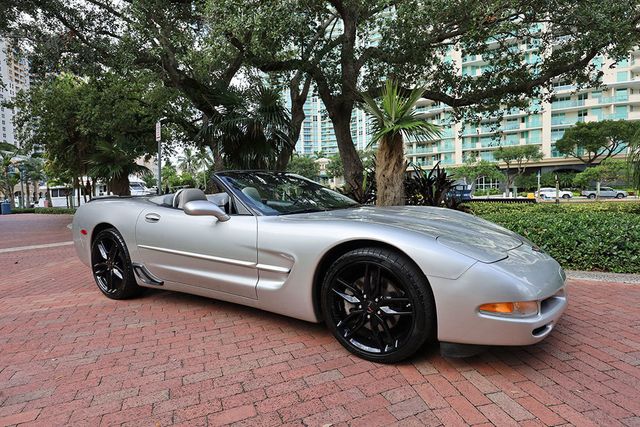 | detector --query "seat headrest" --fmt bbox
[242,186,262,202]
[173,188,207,209]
